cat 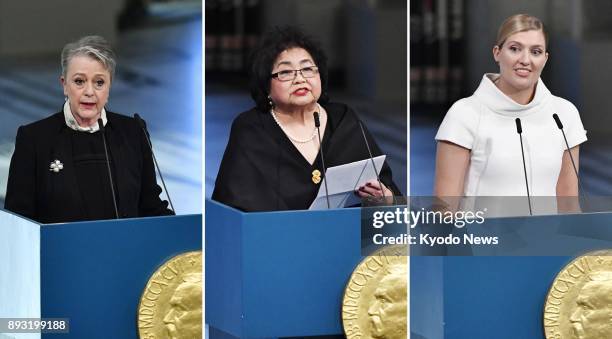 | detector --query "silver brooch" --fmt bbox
[49,160,64,172]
